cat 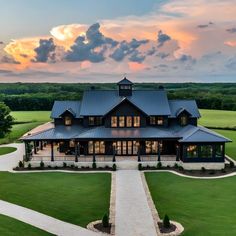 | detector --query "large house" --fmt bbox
[22,78,231,169]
